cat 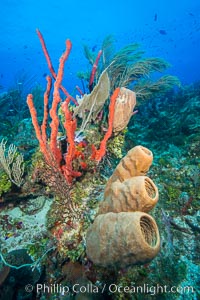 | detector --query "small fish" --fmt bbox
[159,29,167,35]
[5,232,14,239]
[154,13,157,21]
[16,221,23,229]
[92,45,97,52]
